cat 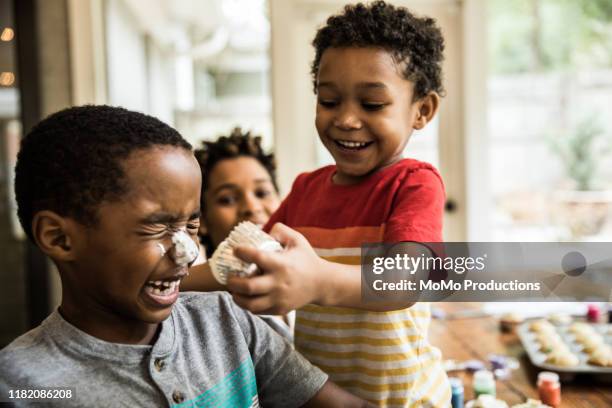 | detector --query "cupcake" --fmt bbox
[568,321,594,335]
[545,349,579,367]
[209,221,282,284]
[587,346,612,367]
[548,313,571,326]
[529,320,556,334]
[536,334,567,354]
